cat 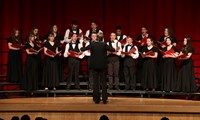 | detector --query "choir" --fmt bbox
[6,22,196,94]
